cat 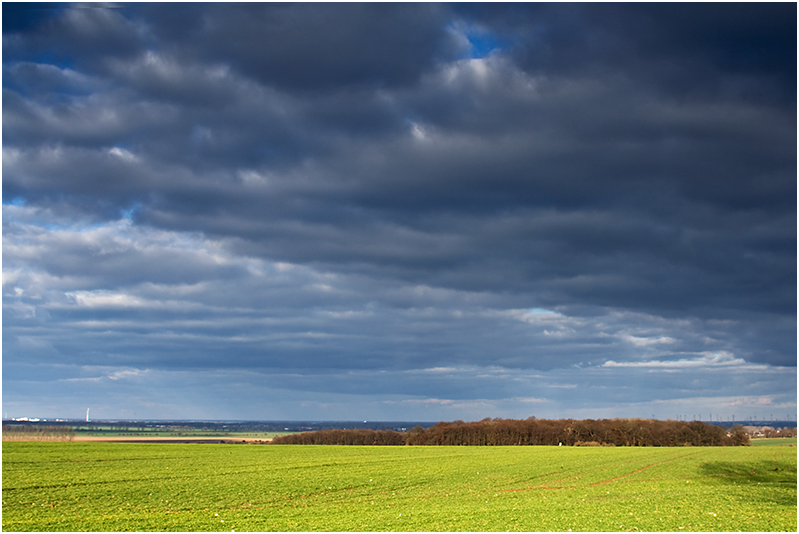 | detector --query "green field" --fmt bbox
[750,437,797,447]
[2,443,795,532]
